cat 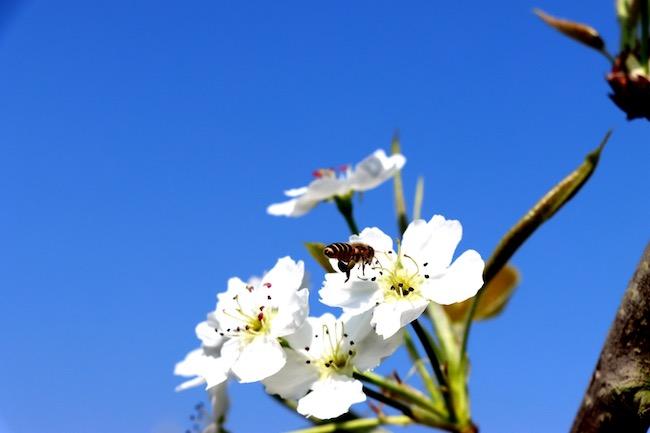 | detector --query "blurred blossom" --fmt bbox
[267,149,406,217]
